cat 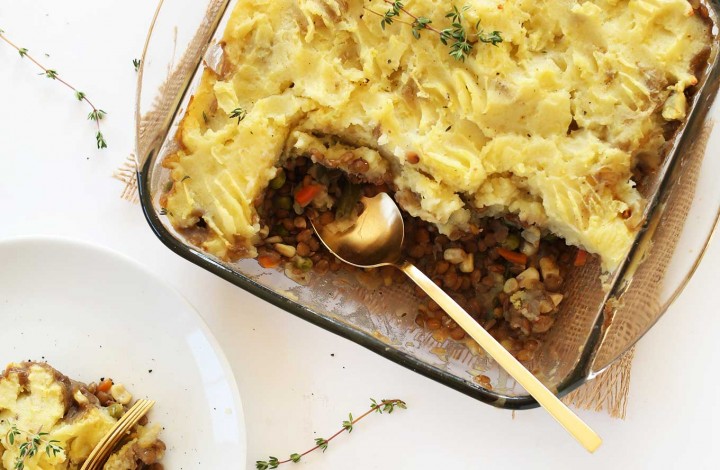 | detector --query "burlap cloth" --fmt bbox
[115,0,715,418]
